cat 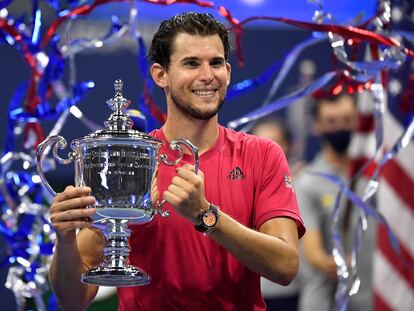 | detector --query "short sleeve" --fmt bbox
[253,141,305,238]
